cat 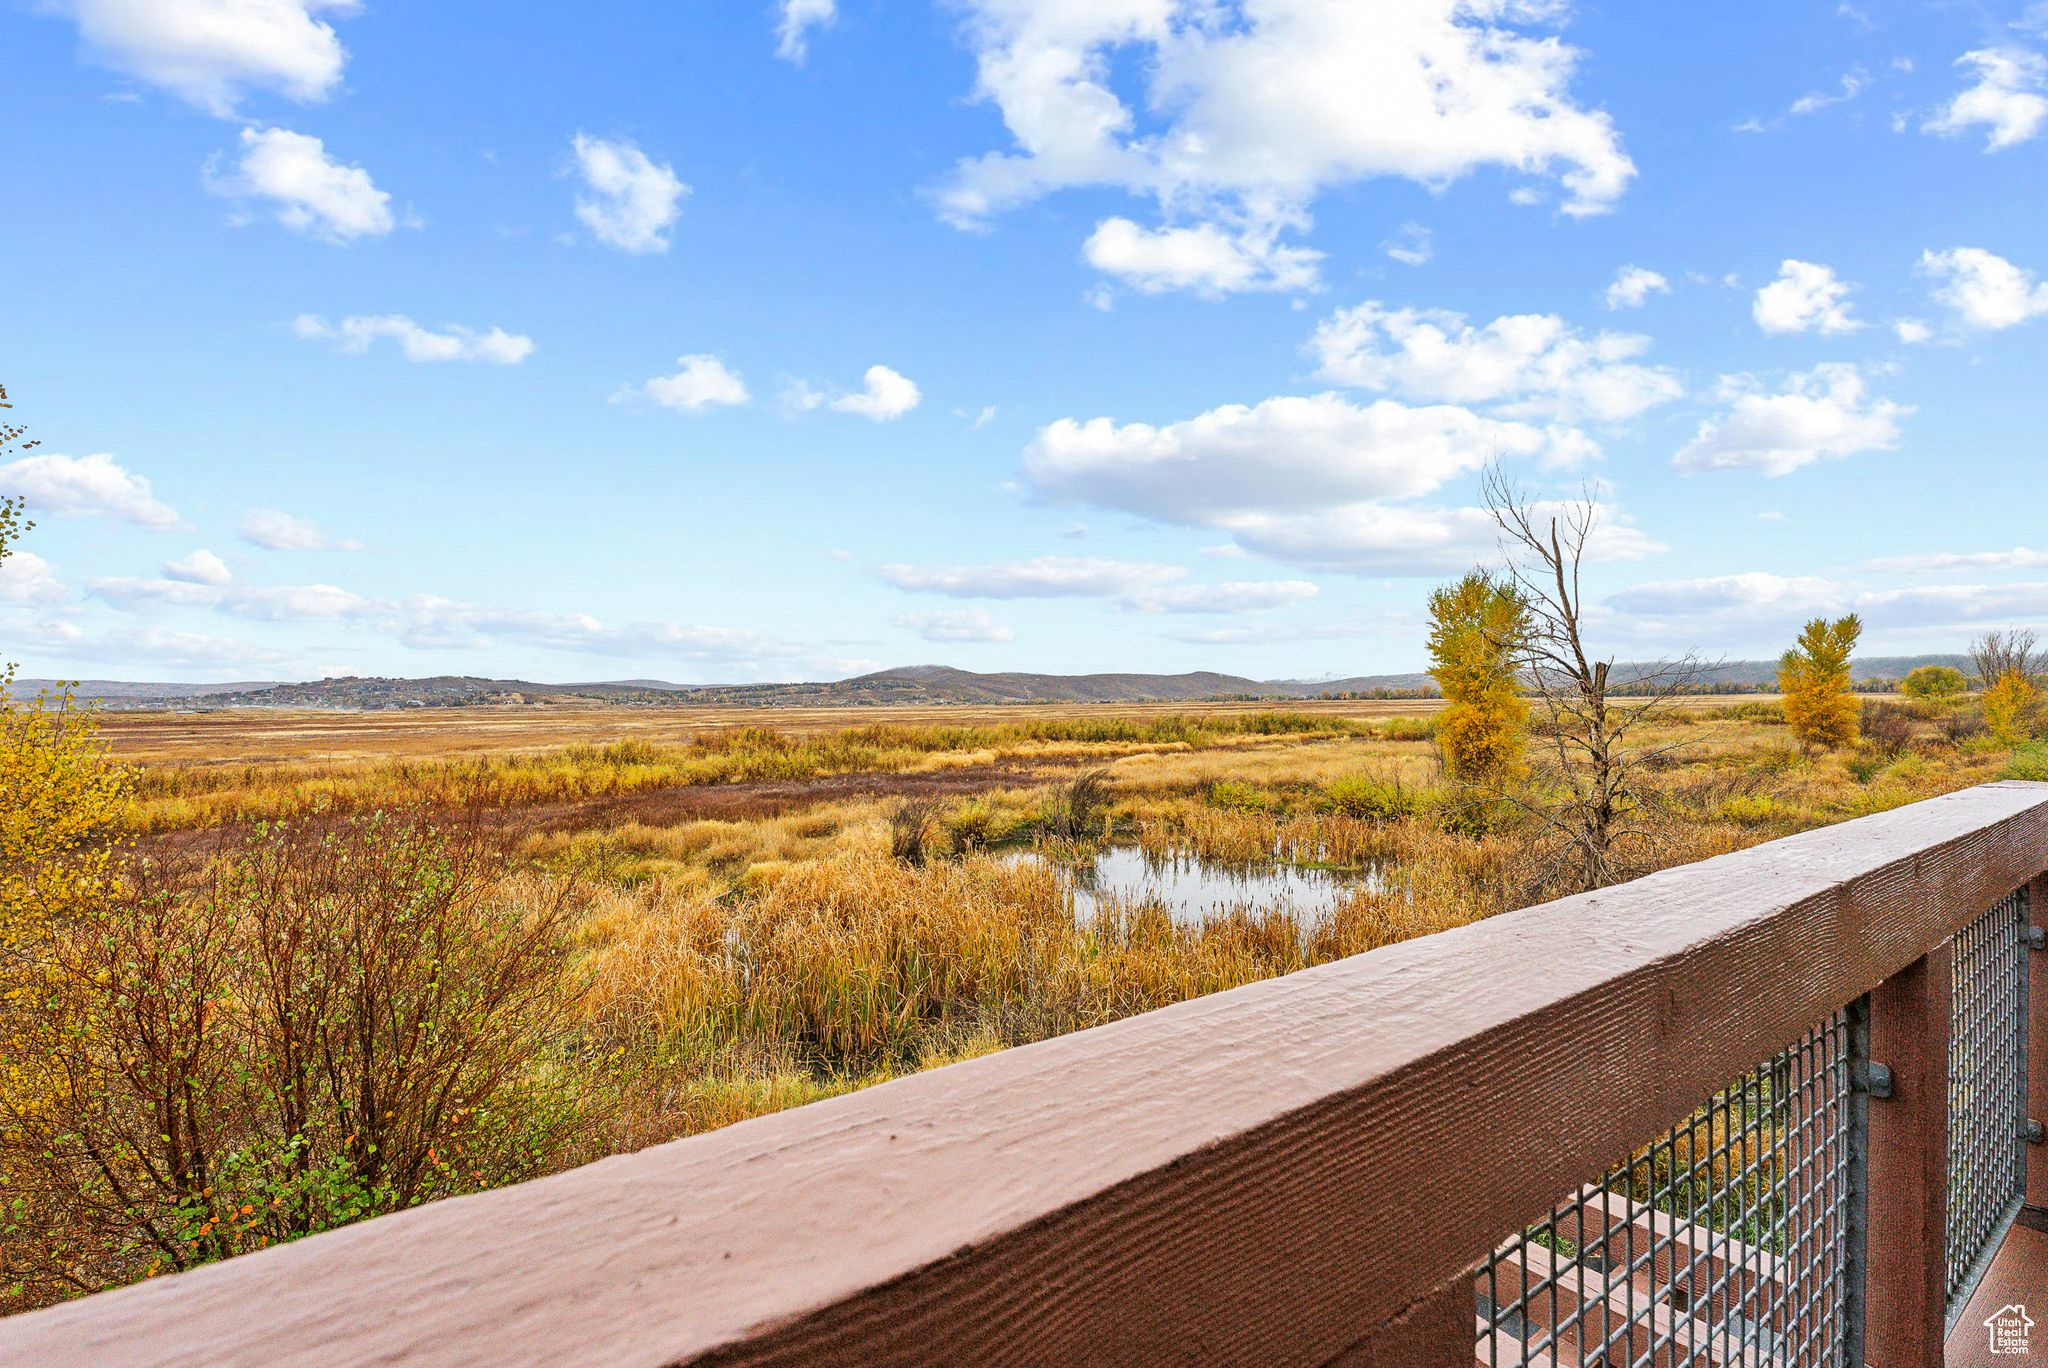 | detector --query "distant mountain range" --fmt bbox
[9,675,705,710]
[8,655,1976,712]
